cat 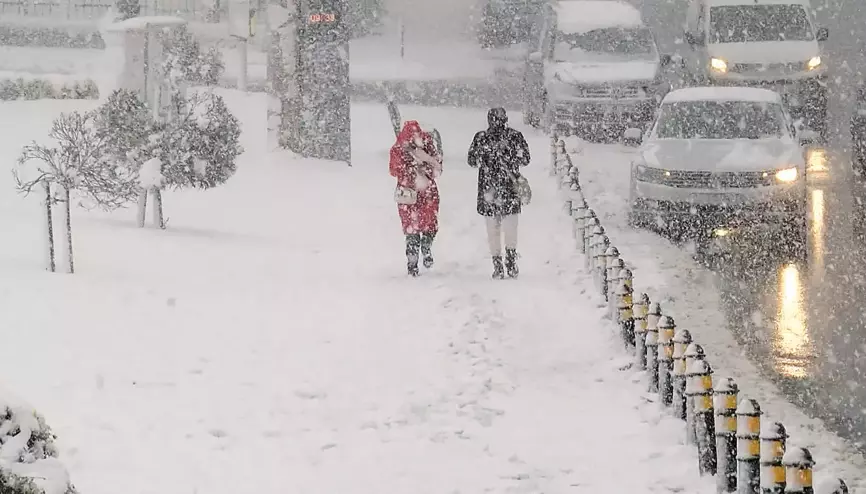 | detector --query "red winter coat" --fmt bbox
[390,121,442,235]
